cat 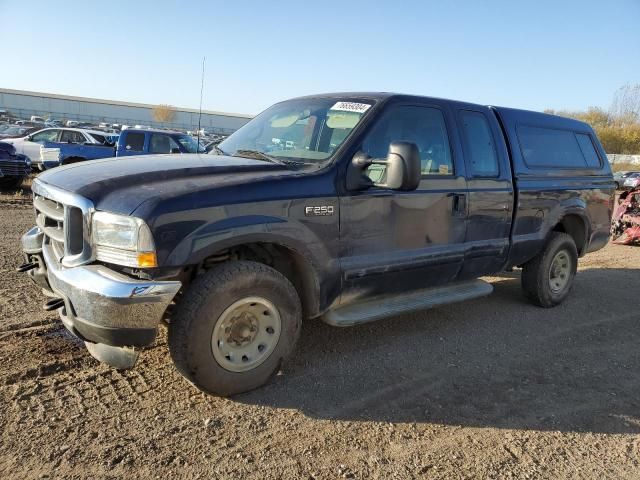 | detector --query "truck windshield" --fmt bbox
[175,134,205,153]
[216,98,375,164]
